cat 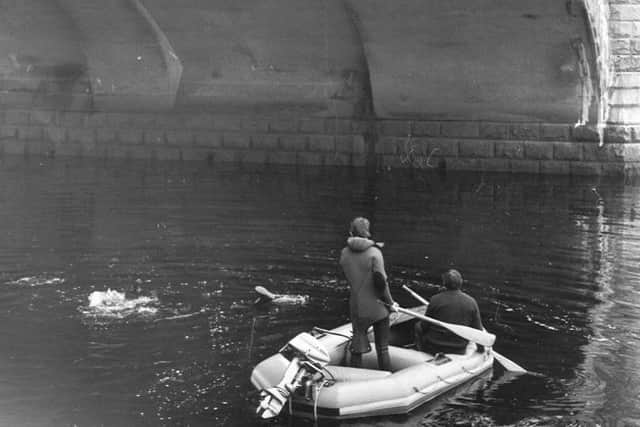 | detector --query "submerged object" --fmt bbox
[250,307,494,421]
[254,286,309,305]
